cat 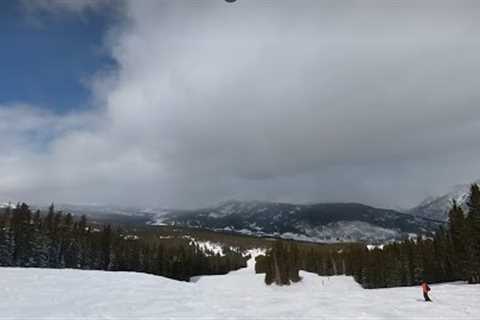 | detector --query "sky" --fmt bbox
[1,0,480,209]
[0,0,116,112]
